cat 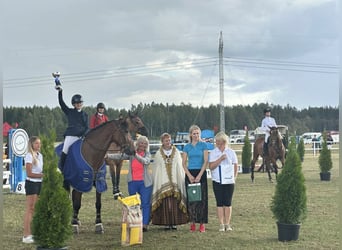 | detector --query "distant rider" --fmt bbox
[260,107,277,156]
[89,102,109,129]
